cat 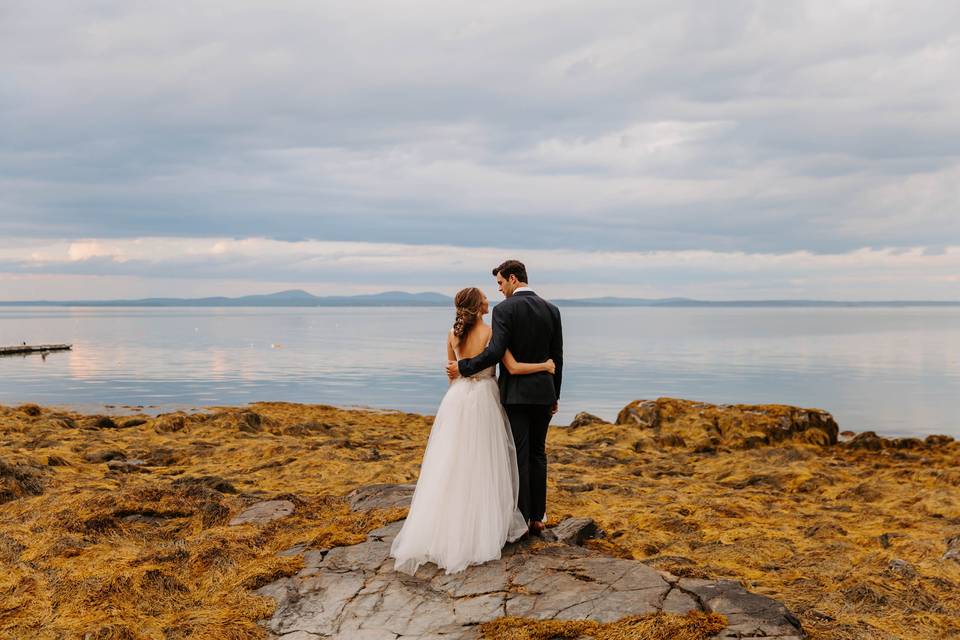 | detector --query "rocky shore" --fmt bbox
[1,399,958,639]
[256,483,803,639]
